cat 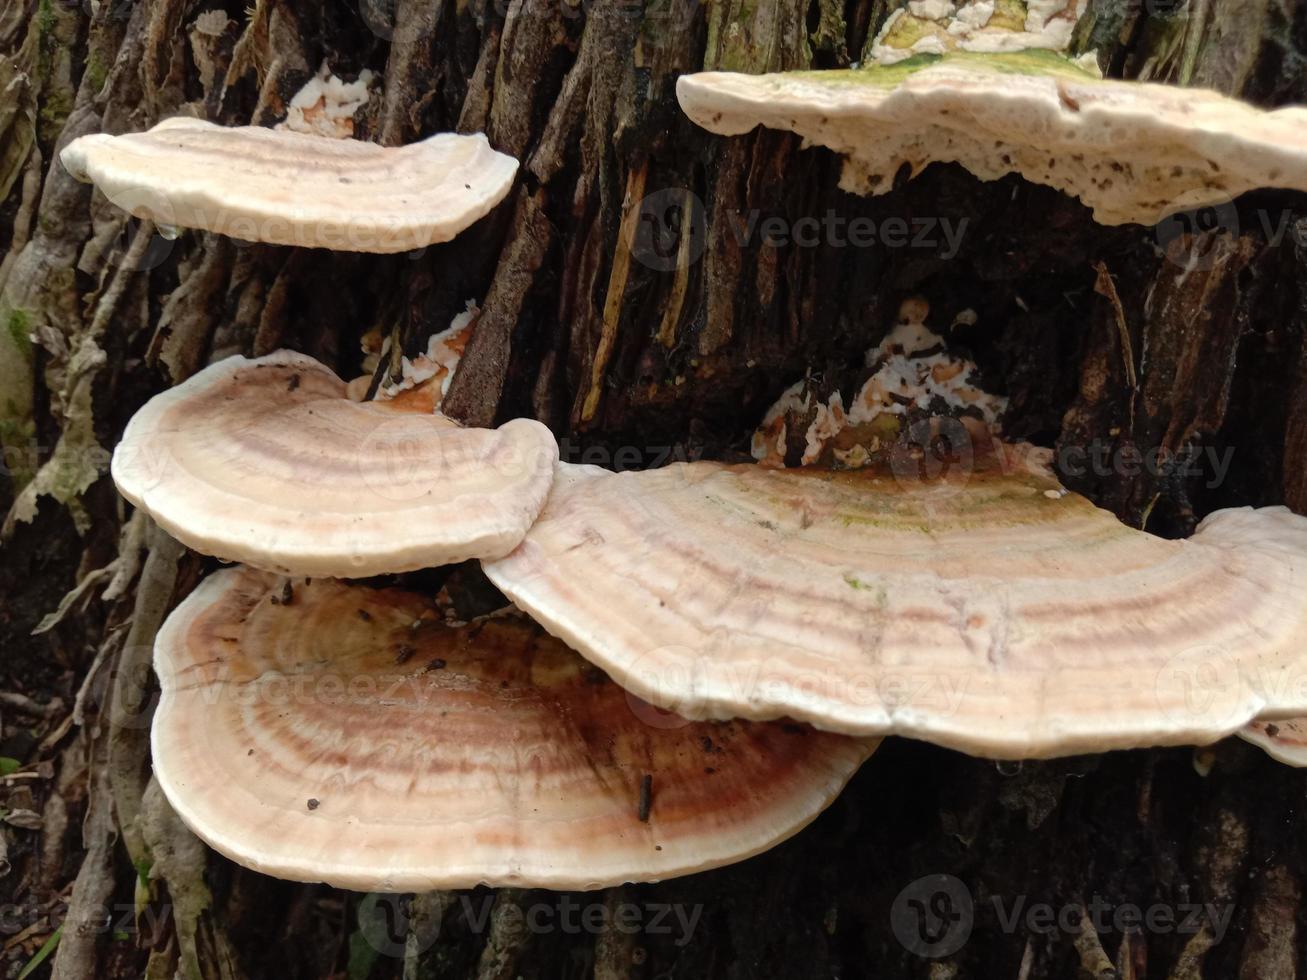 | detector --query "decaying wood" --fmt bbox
[2,0,1307,978]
